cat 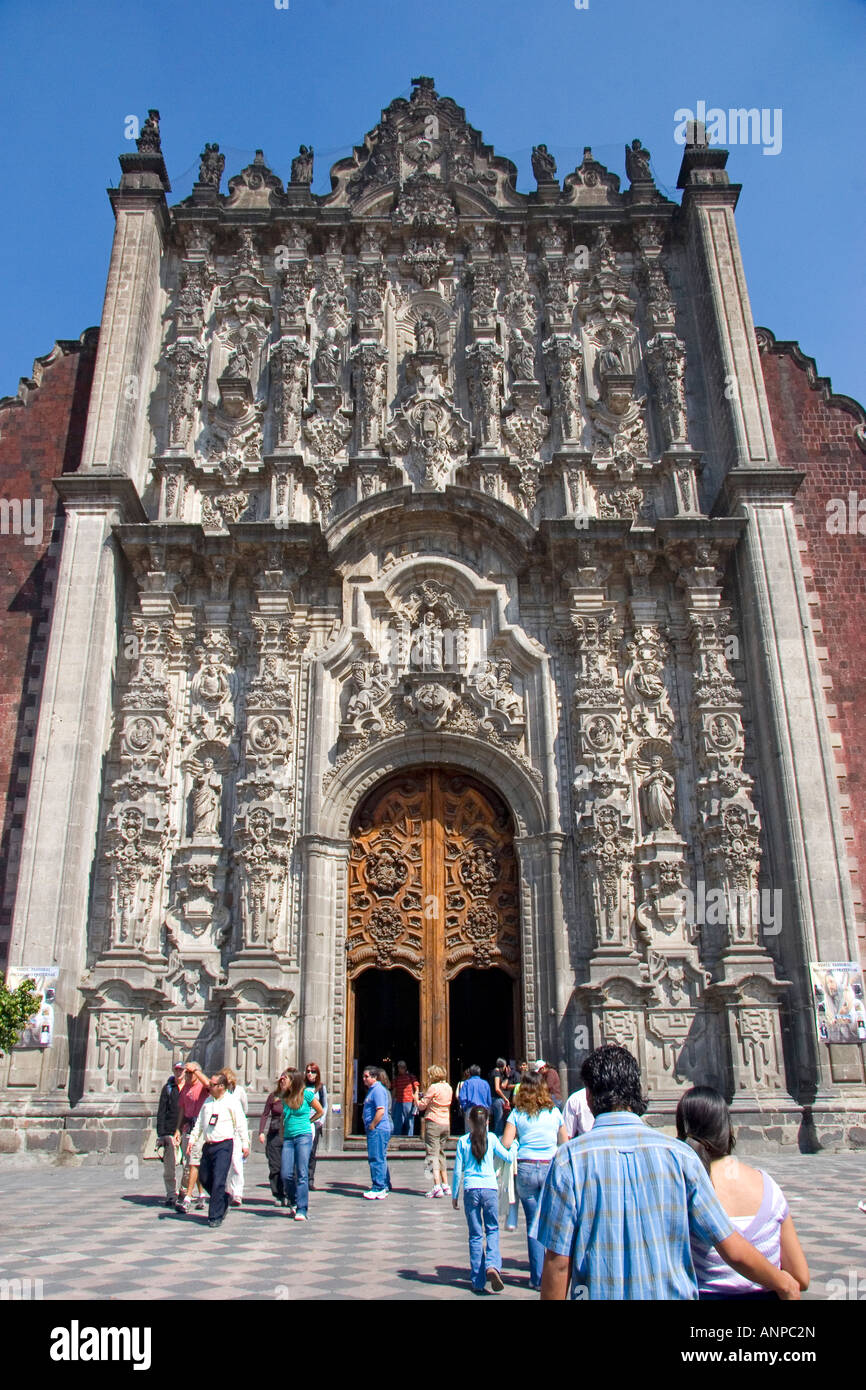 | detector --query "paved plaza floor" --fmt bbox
[0,1149,863,1301]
